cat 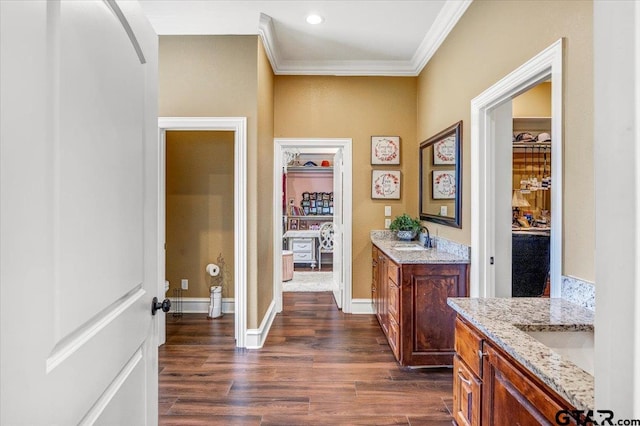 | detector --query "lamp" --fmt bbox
[512,190,530,224]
